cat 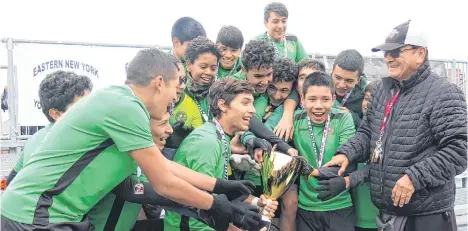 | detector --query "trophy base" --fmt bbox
[258,216,272,231]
